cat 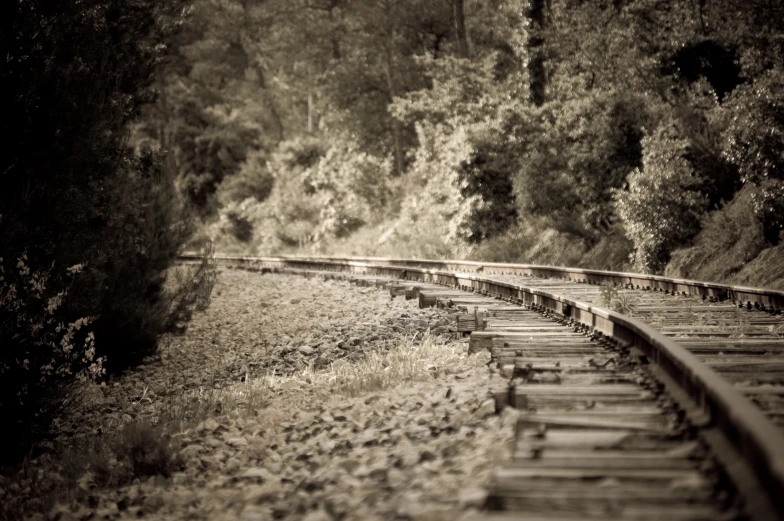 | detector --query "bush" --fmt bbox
[210,136,393,252]
[175,104,262,214]
[664,185,768,282]
[240,138,327,251]
[511,92,652,240]
[720,67,784,244]
[0,258,101,461]
[392,54,522,245]
[306,142,392,239]
[112,420,182,479]
[274,136,328,171]
[0,1,210,460]
[615,121,707,273]
[166,240,218,333]
[215,148,274,206]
